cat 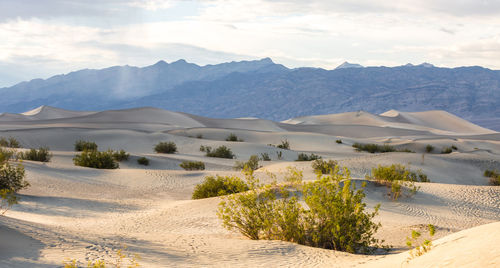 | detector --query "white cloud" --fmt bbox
[128,0,173,11]
[1,0,500,86]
